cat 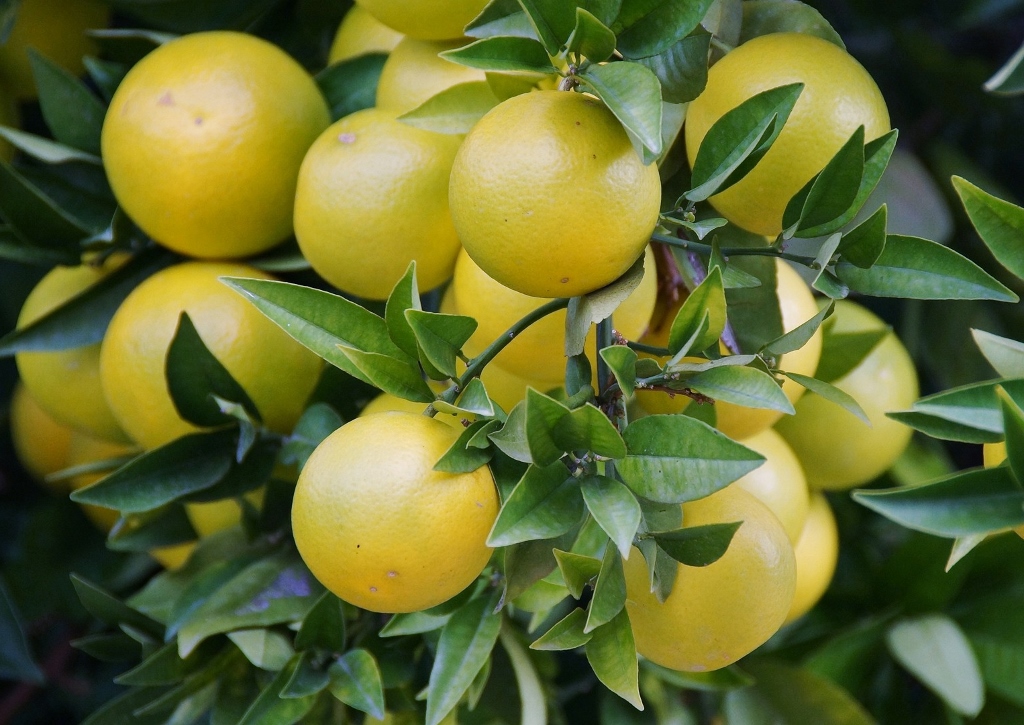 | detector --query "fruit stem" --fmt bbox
[651,232,817,266]
[425,297,571,417]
